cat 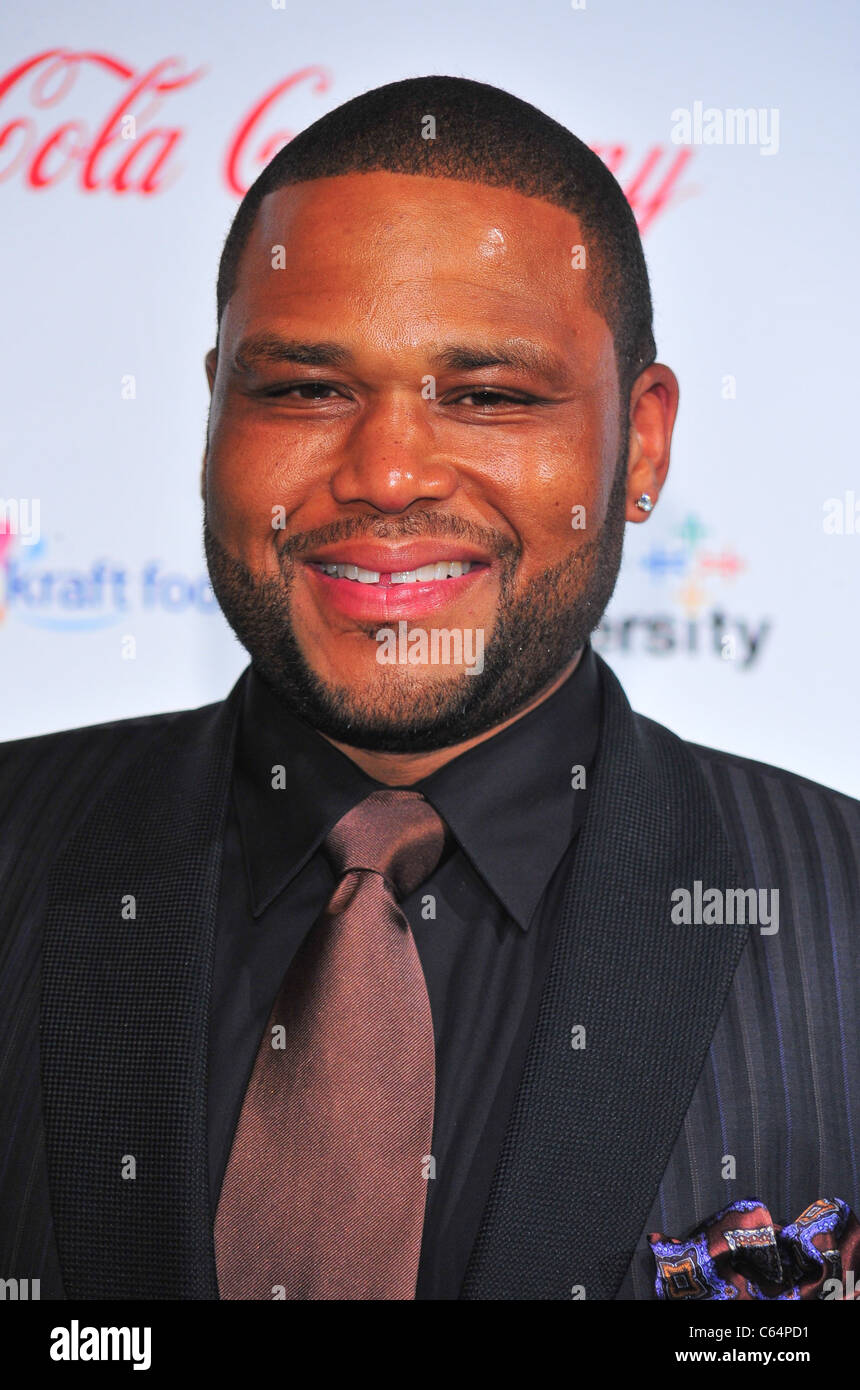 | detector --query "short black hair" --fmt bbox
[215,75,656,405]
